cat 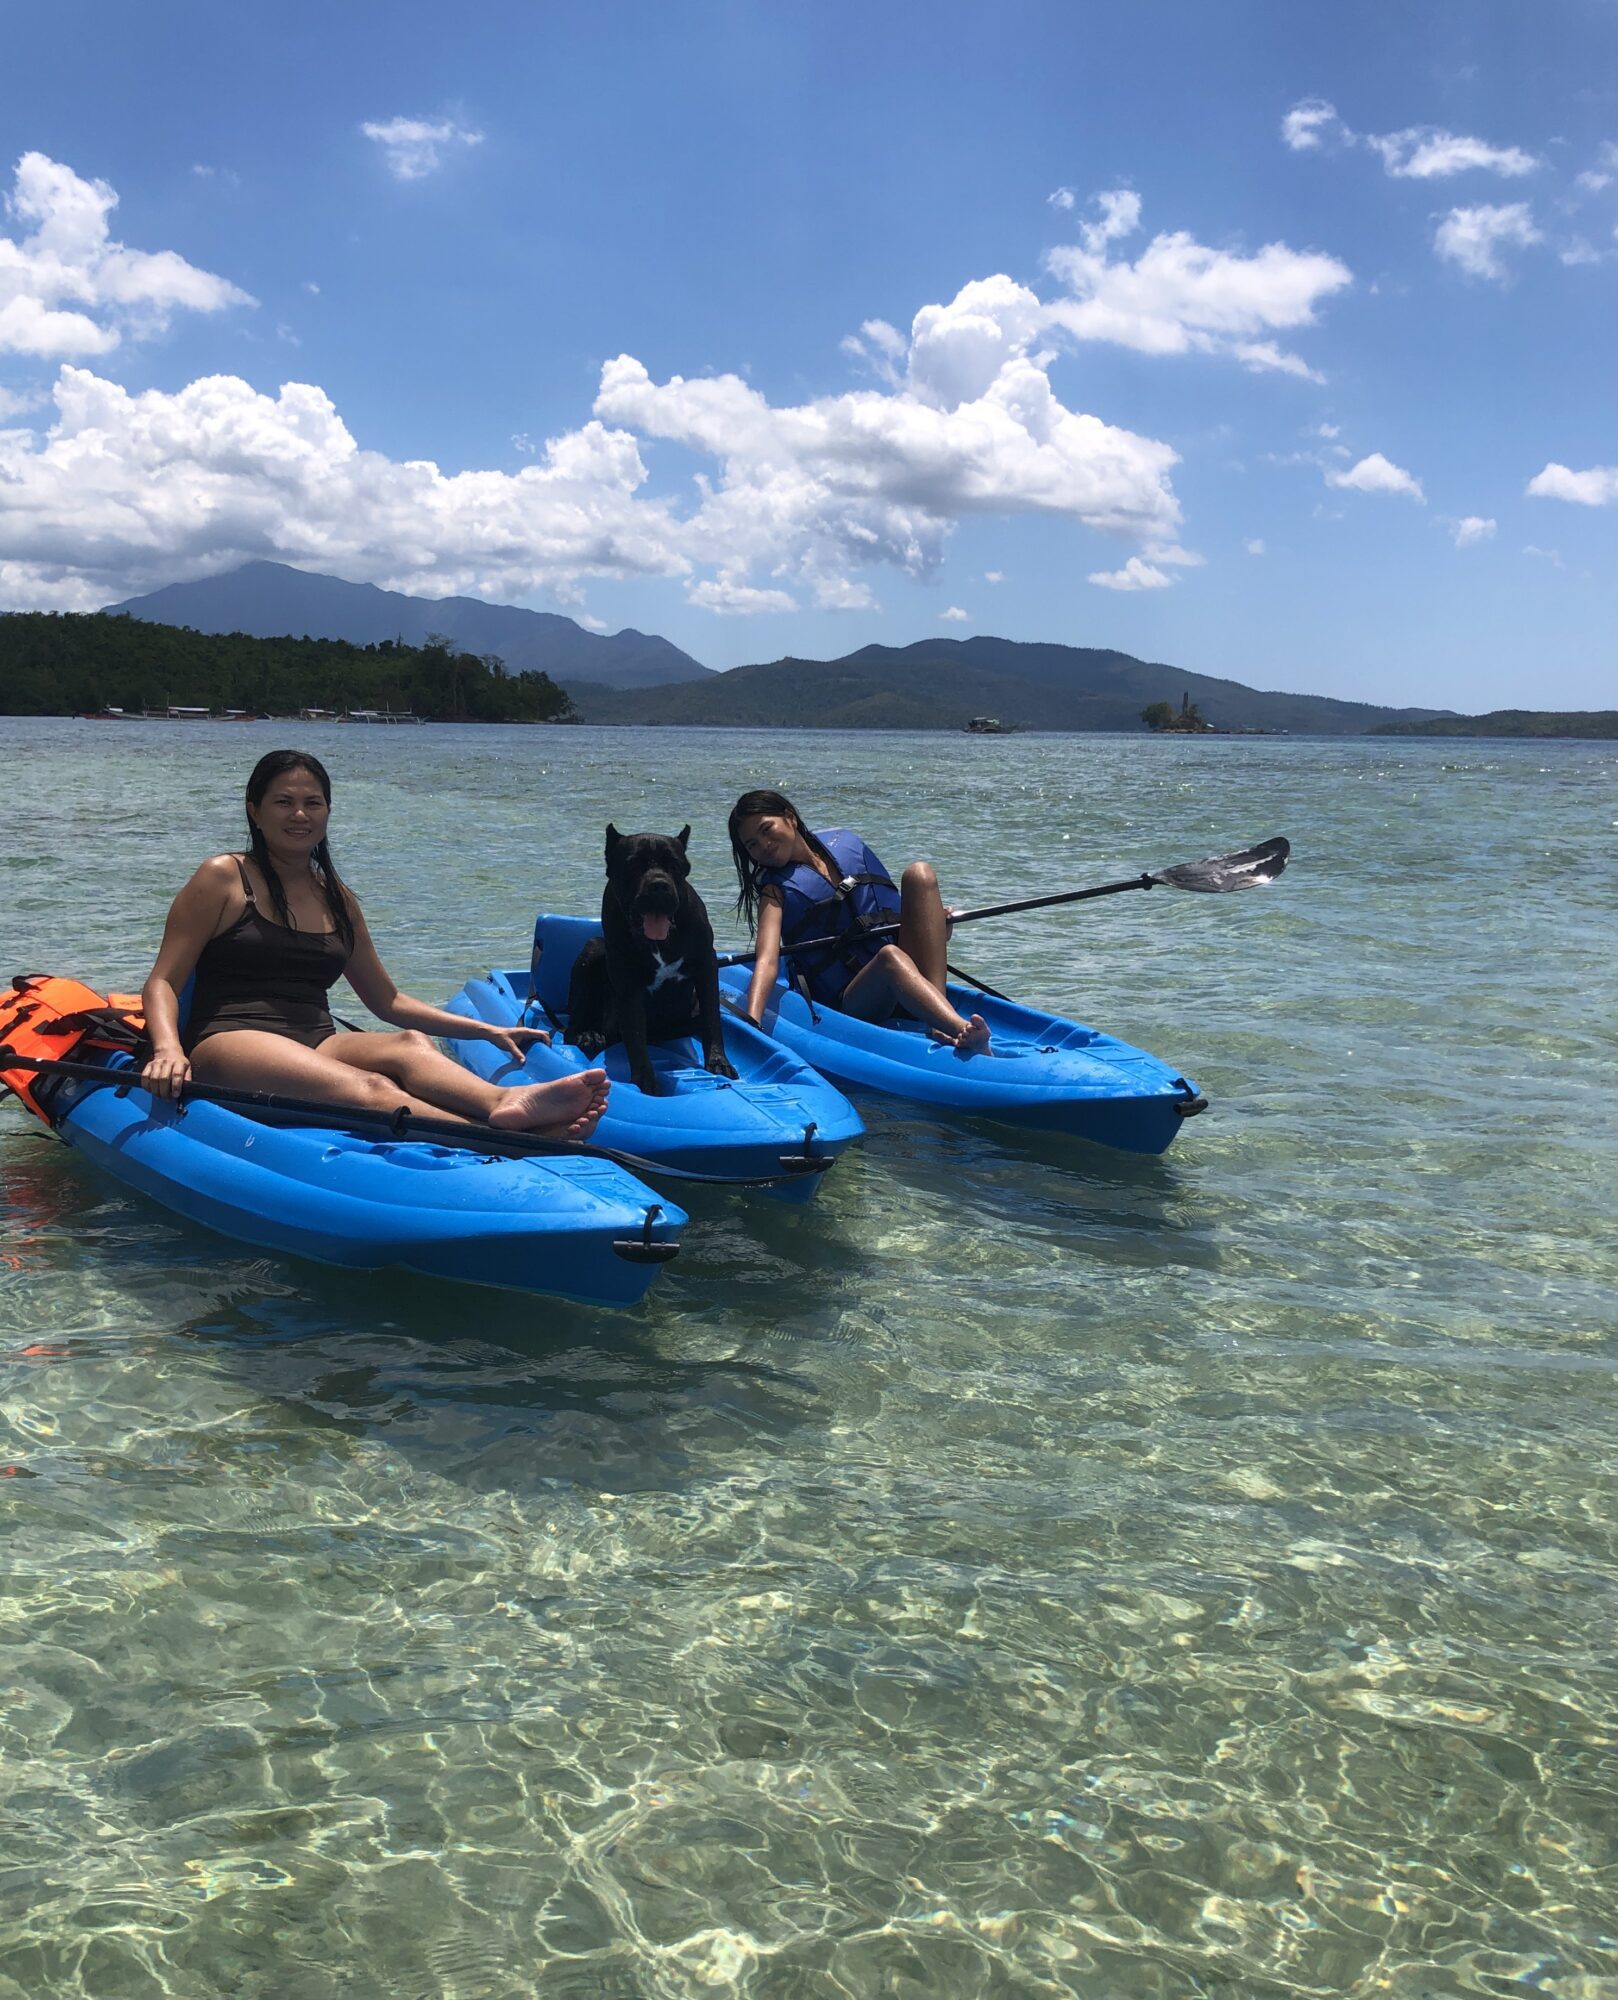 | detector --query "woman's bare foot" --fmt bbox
[487,1069,610,1139]
[956,1013,990,1055]
[933,1013,991,1056]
